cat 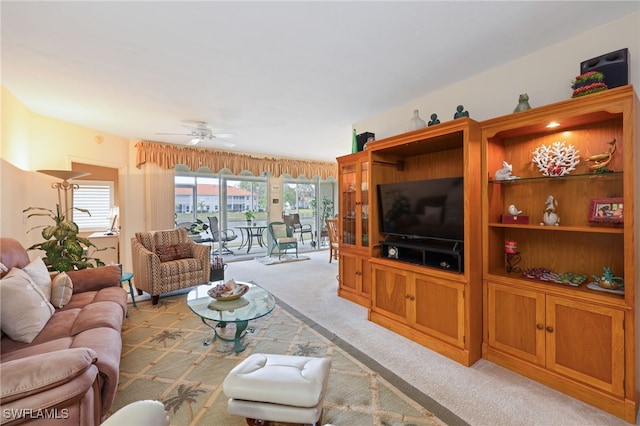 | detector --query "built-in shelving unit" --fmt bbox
[336,150,371,307]
[481,85,638,422]
[365,118,483,366]
[335,85,639,421]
